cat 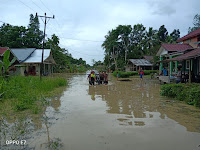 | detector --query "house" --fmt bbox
[125,59,153,72]
[156,28,200,83]
[10,48,56,76]
[177,28,200,48]
[156,43,193,76]
[143,55,153,62]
